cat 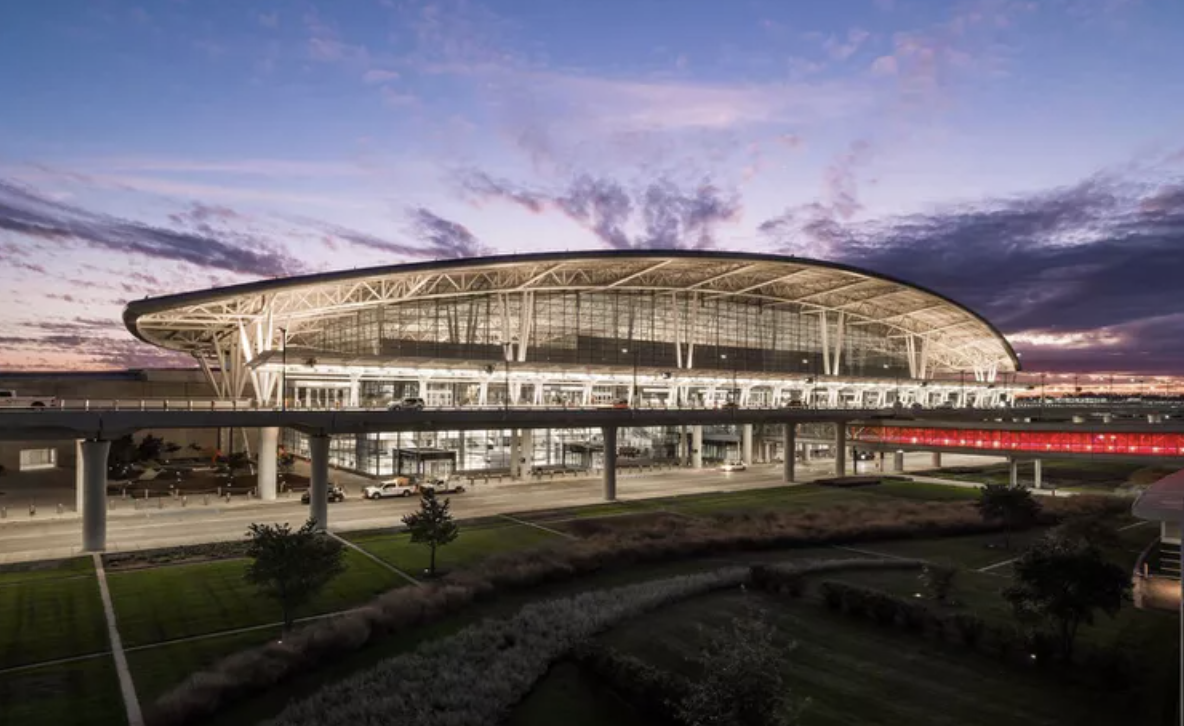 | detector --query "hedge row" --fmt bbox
[149,495,1120,725]
[816,580,1138,688]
